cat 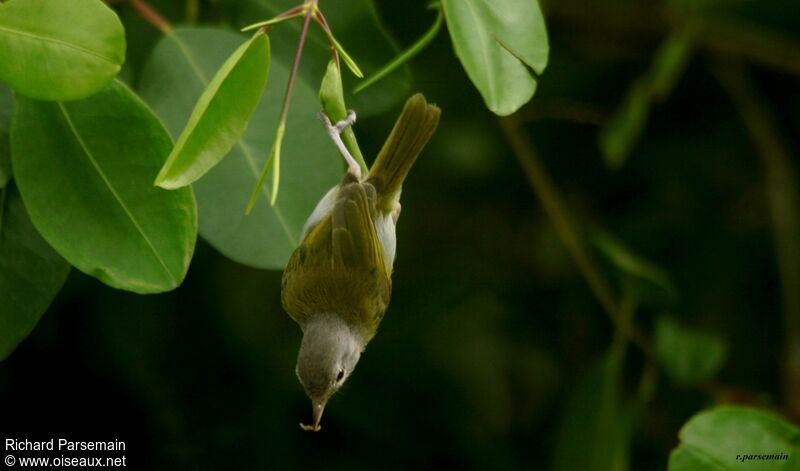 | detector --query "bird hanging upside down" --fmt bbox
[281,94,440,431]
